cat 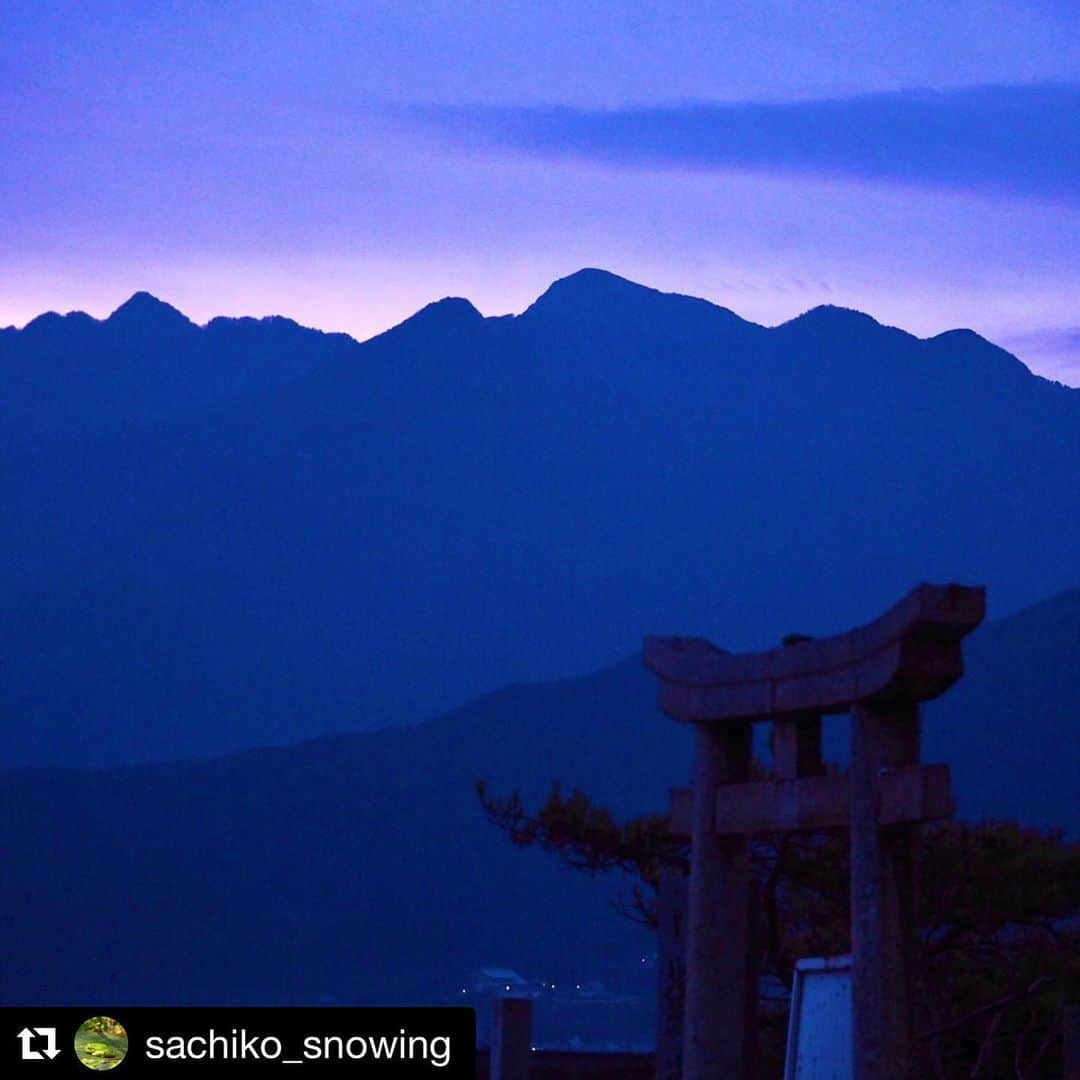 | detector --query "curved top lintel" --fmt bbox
[644,582,985,722]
